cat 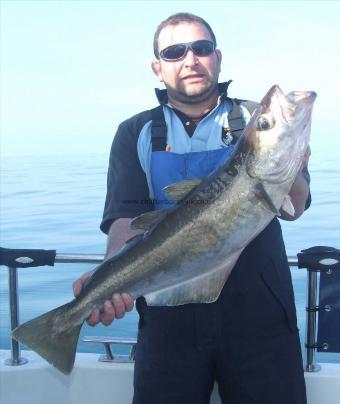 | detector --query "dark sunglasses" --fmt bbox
[159,40,216,61]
